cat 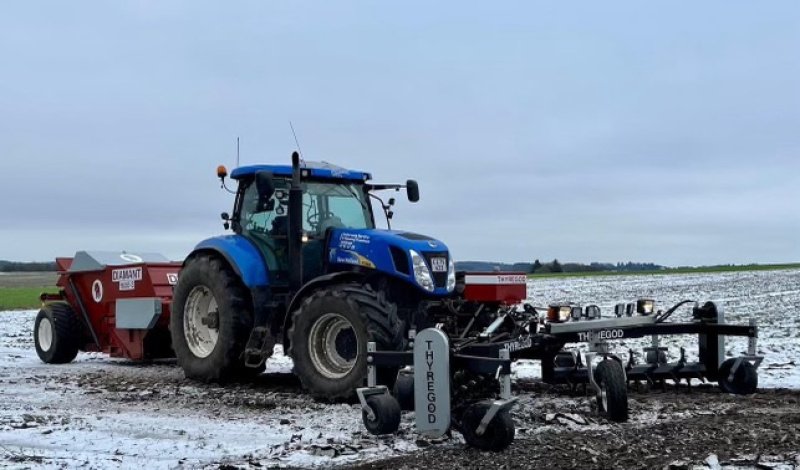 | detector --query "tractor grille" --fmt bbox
[423,251,449,289]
